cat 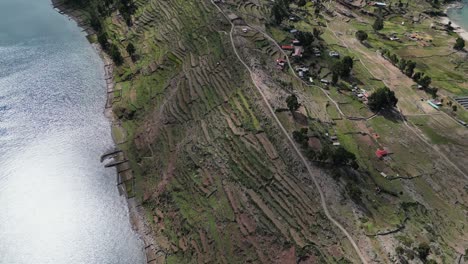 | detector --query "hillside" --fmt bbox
[56,0,468,263]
